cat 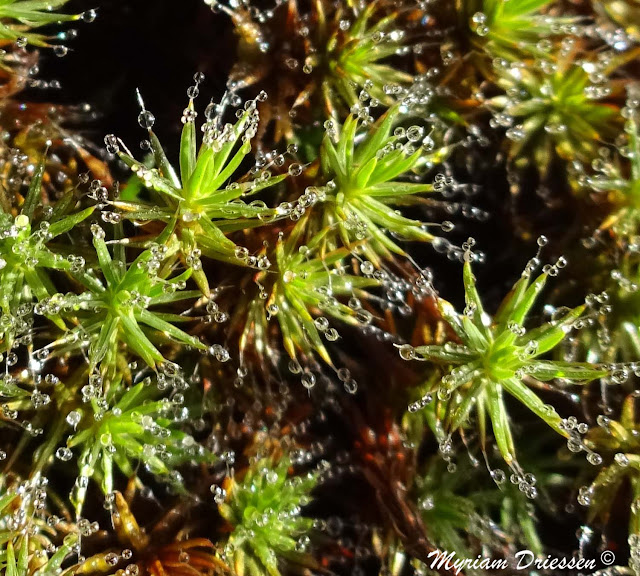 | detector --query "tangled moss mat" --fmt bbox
[1,0,640,575]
